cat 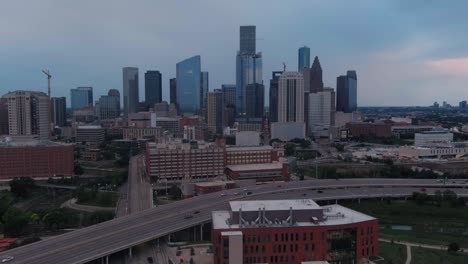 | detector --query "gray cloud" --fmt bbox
[1,0,468,106]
